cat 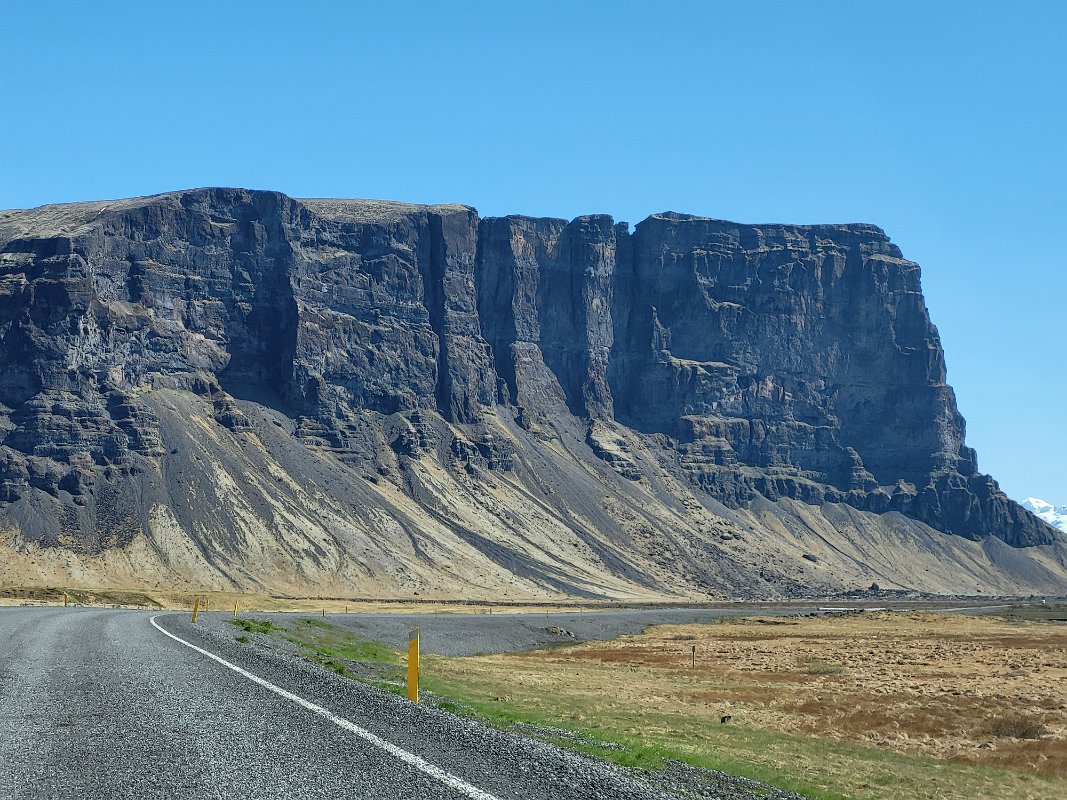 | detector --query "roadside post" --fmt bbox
[192,597,200,623]
[691,644,696,669]
[407,626,420,702]
[233,601,239,617]
[63,594,68,608]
